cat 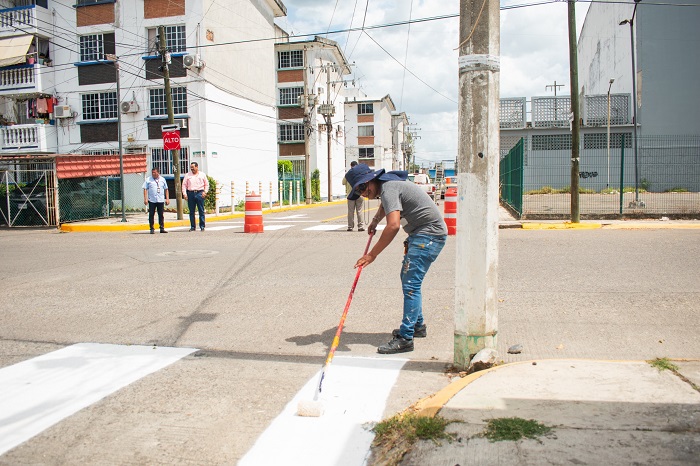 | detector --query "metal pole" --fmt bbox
[629,20,640,204]
[607,79,614,189]
[159,26,183,220]
[619,134,625,215]
[567,0,580,223]
[455,0,500,369]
